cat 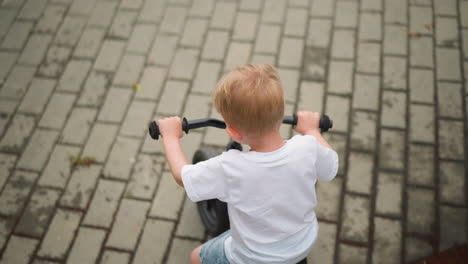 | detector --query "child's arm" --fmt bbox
[158,117,188,187]
[294,111,334,150]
